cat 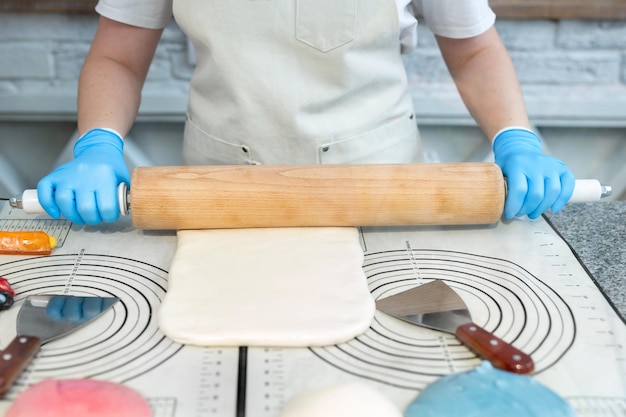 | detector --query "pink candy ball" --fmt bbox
[6,379,152,417]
